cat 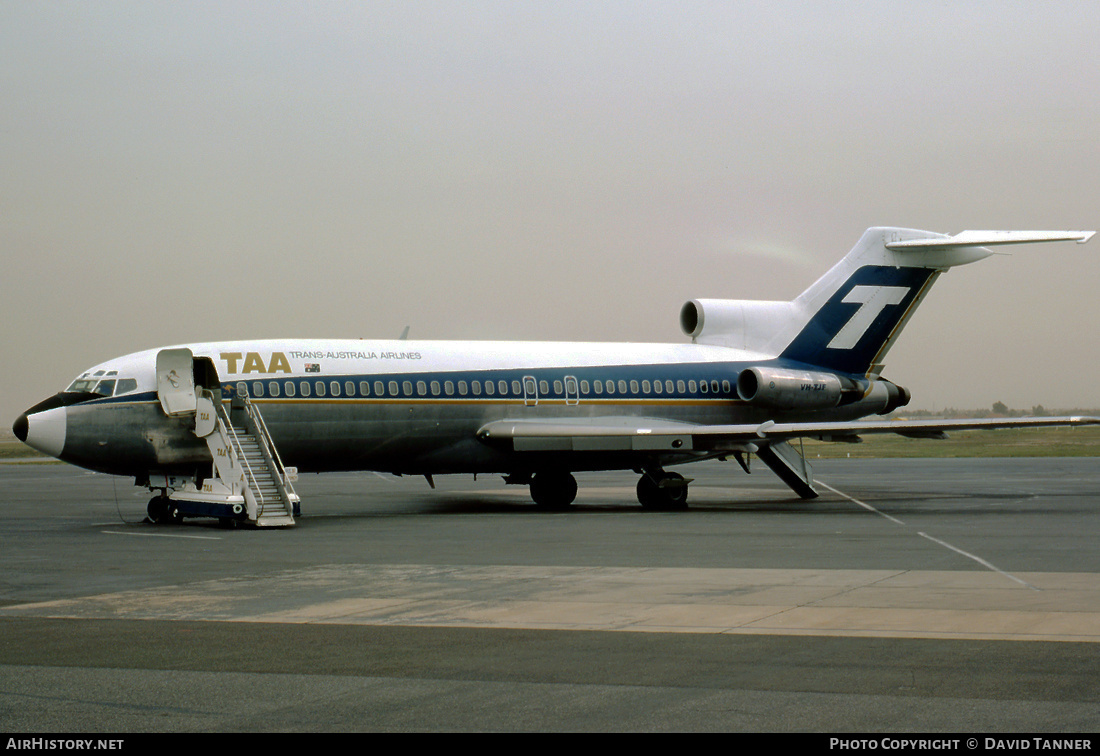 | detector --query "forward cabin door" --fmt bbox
[156,348,198,416]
